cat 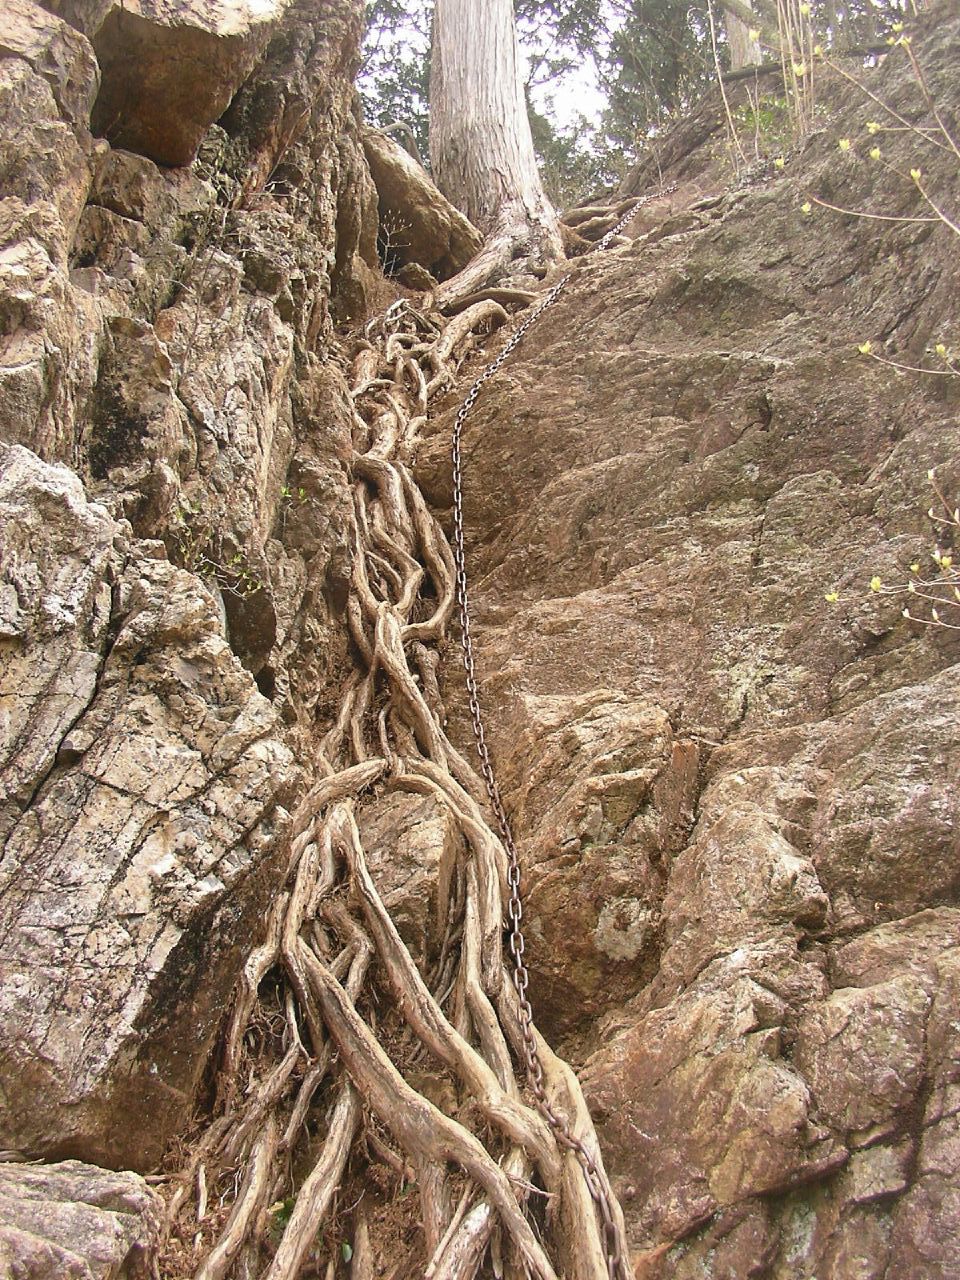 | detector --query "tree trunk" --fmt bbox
[724,1,762,70]
[430,0,563,301]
